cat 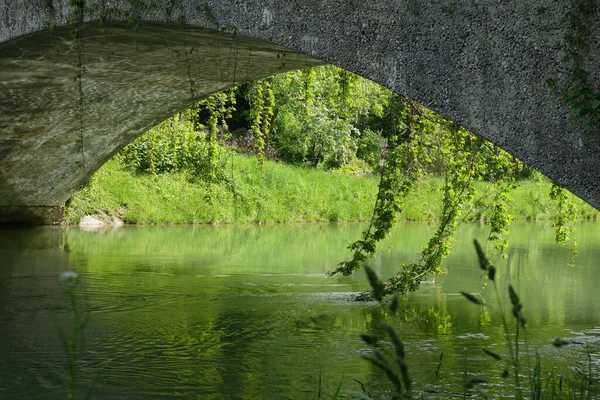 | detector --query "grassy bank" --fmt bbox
[66,155,378,224]
[66,154,600,224]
